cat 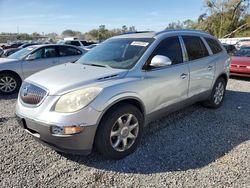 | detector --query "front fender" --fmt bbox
[90,91,145,113]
